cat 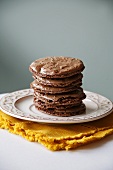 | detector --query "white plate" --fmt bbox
[0,89,113,124]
